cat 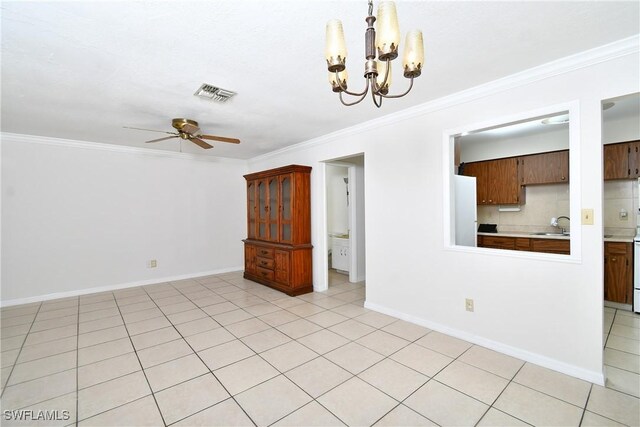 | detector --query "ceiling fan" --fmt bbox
[124,118,240,149]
